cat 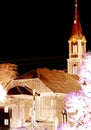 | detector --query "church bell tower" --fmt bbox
[67,0,86,75]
